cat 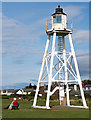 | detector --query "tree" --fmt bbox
[83,80,91,86]
[30,91,35,96]
[25,86,29,89]
[29,83,32,88]
[33,85,36,89]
